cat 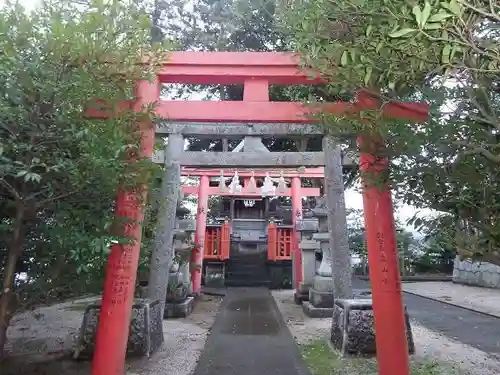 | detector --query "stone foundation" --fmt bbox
[453,256,500,289]
[302,301,334,318]
[205,262,226,288]
[74,298,163,360]
[302,273,334,317]
[331,298,414,356]
[294,282,311,304]
[164,296,196,318]
[309,288,334,308]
